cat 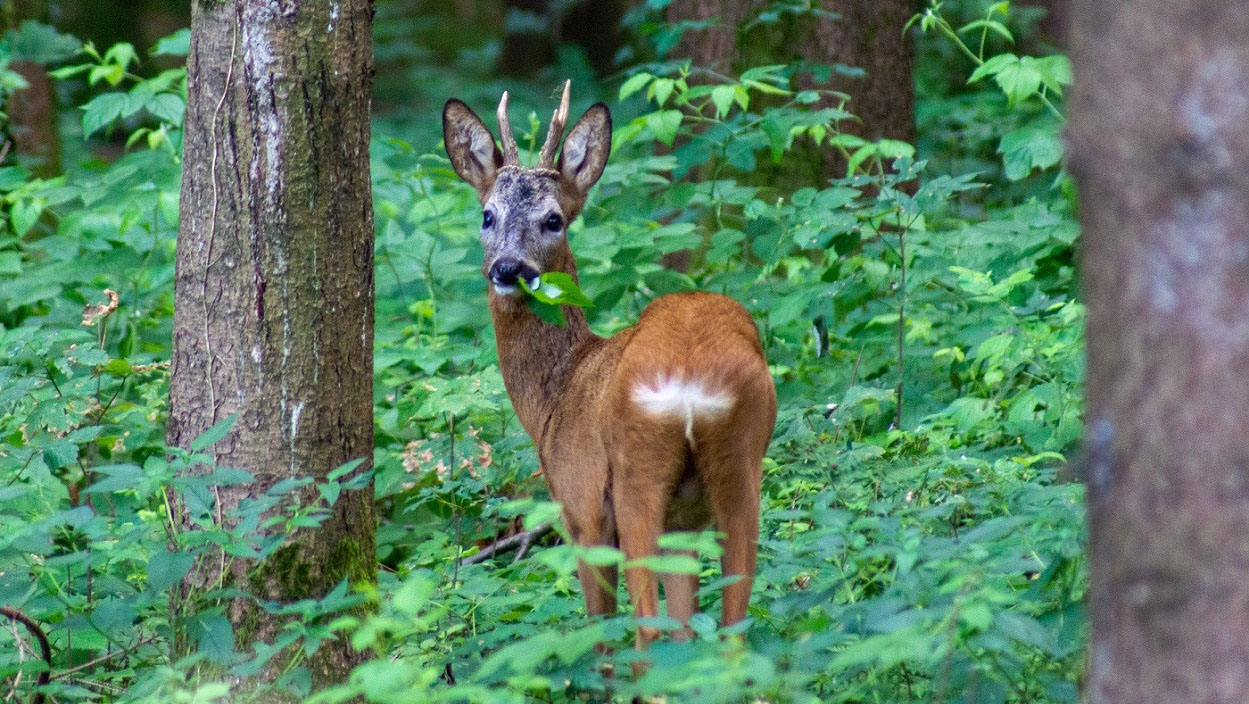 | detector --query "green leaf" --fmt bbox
[710,84,736,119]
[999,126,1064,180]
[103,358,133,376]
[145,93,185,126]
[958,19,1014,44]
[42,440,78,469]
[191,412,239,451]
[103,42,138,70]
[619,72,653,101]
[192,613,235,663]
[630,553,701,574]
[10,198,43,236]
[7,20,83,64]
[649,77,675,107]
[147,549,194,591]
[526,297,566,326]
[644,110,683,146]
[151,28,191,57]
[525,272,593,308]
[81,92,129,136]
